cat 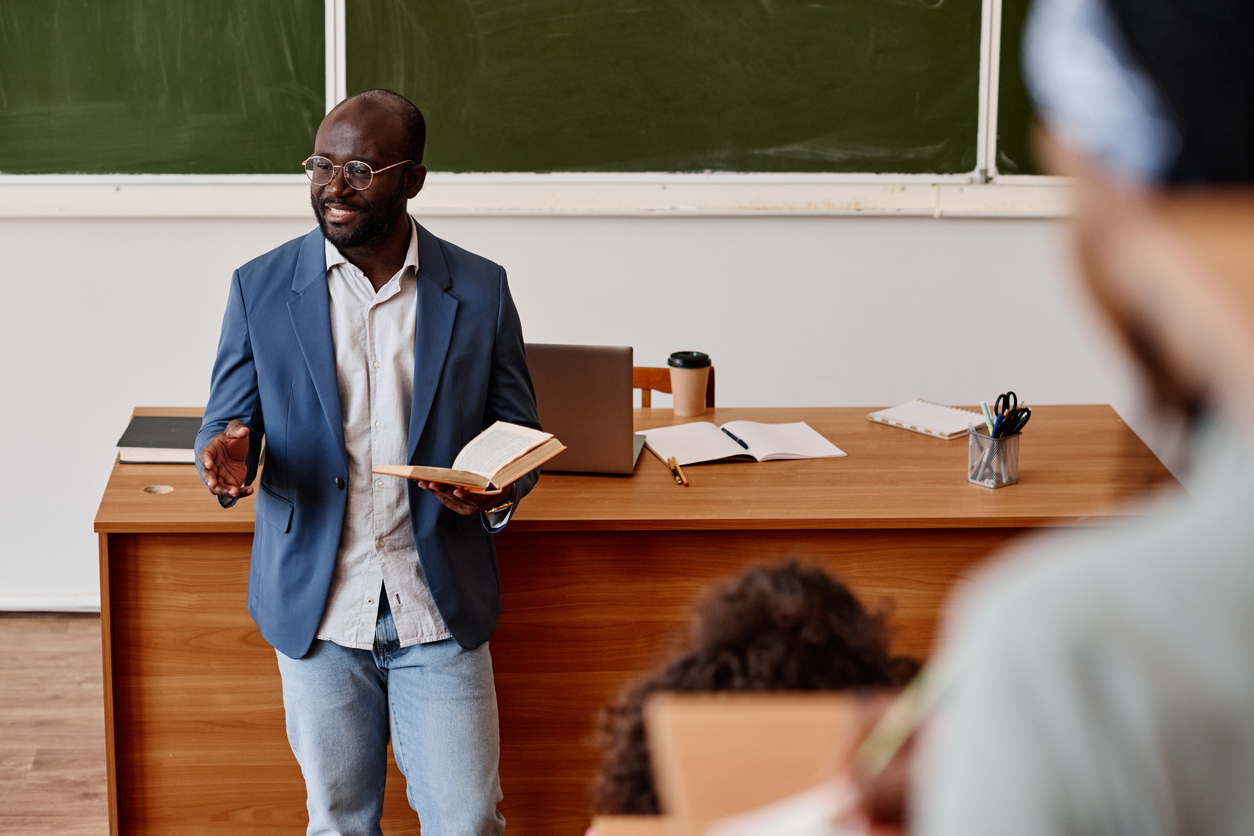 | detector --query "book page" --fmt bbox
[119,447,197,464]
[373,464,490,489]
[721,421,846,461]
[489,437,568,489]
[452,422,550,477]
[641,422,747,466]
